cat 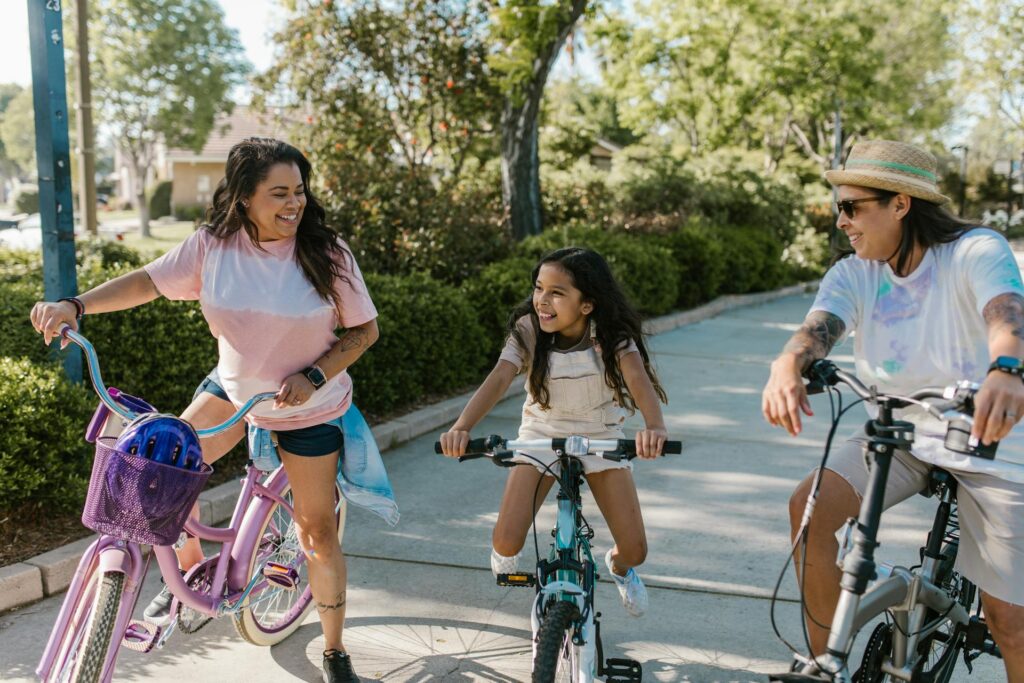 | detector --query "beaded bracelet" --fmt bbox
[57,296,85,321]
